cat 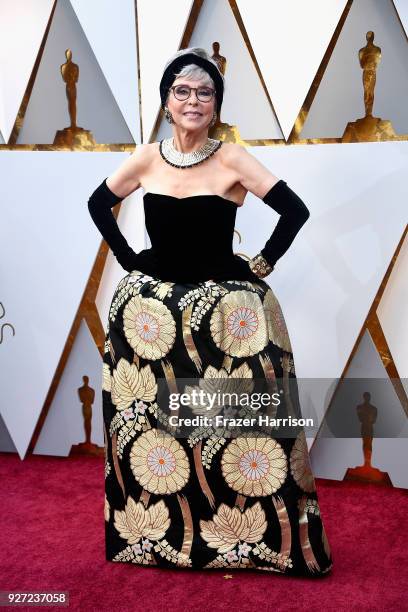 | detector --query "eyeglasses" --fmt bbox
[169,85,215,103]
